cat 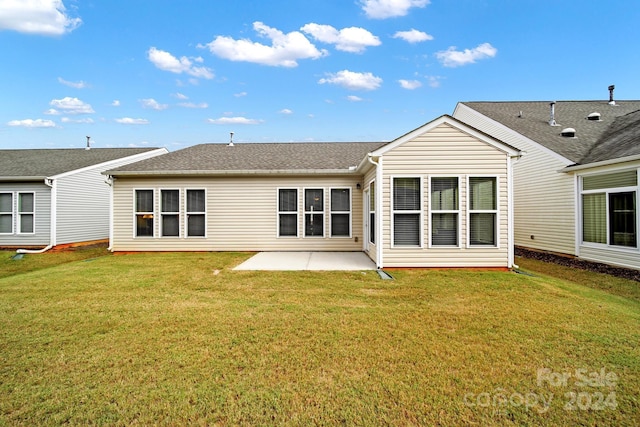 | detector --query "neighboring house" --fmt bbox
[0,147,167,251]
[105,115,520,268]
[454,95,640,269]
